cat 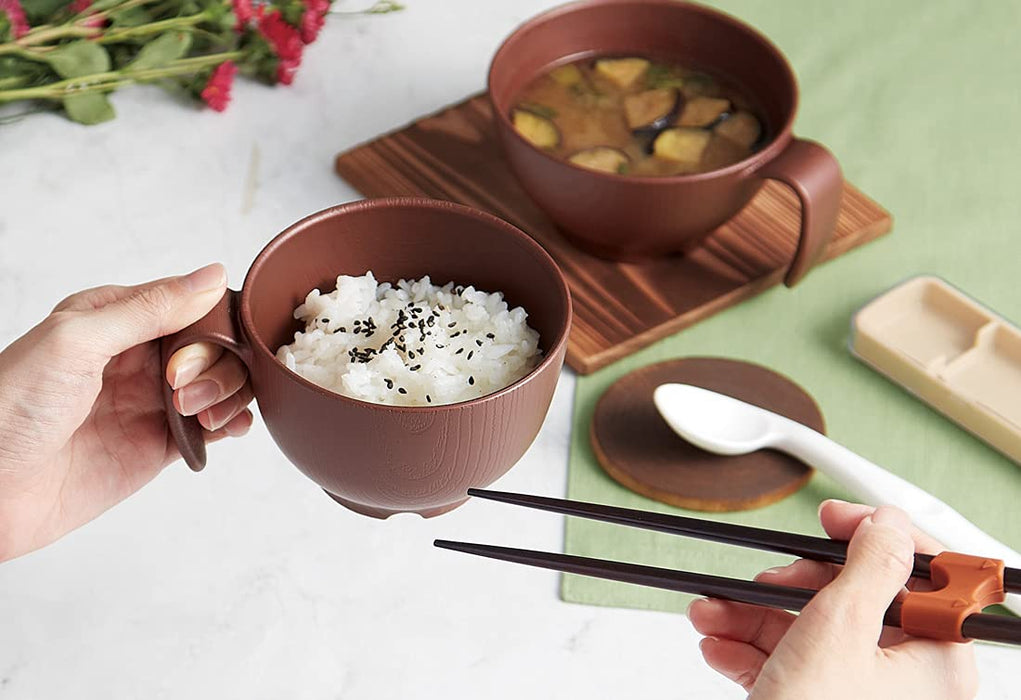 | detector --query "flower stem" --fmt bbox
[0,75,32,89]
[0,26,98,53]
[0,51,243,102]
[0,0,203,53]
[97,11,211,43]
